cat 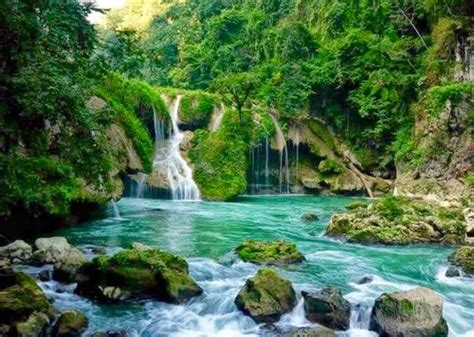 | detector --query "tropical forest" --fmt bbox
[0,0,473,336]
